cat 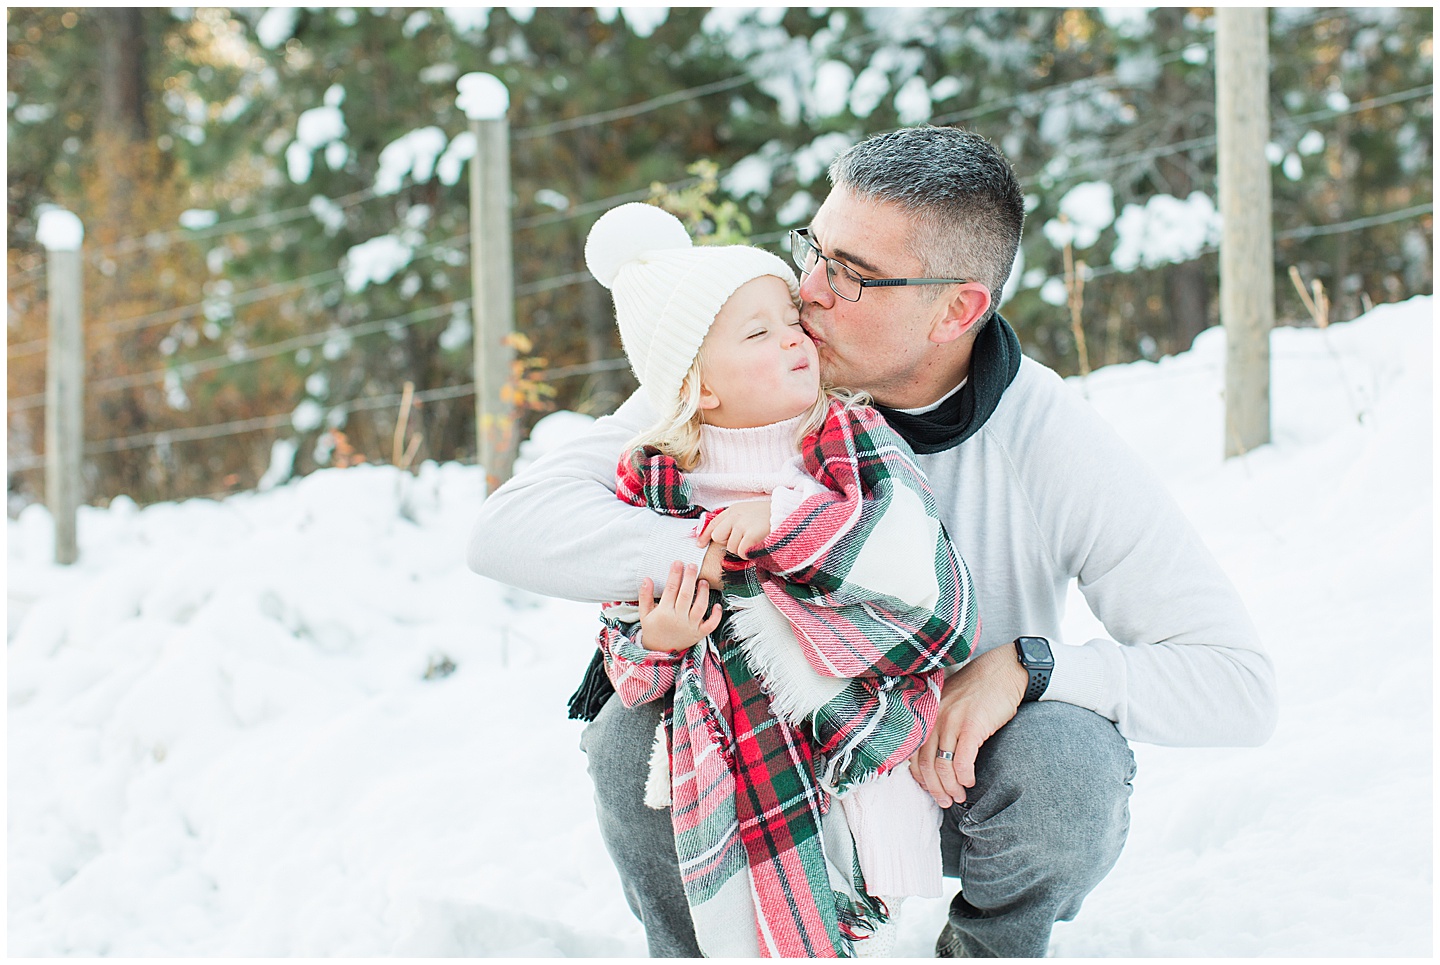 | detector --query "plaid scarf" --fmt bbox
[598,400,977,957]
